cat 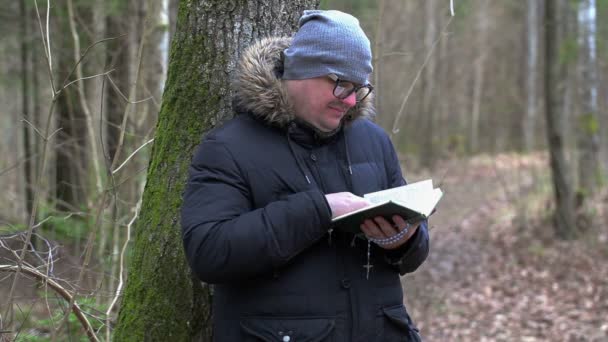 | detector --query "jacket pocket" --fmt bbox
[240,316,335,342]
[378,304,422,342]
